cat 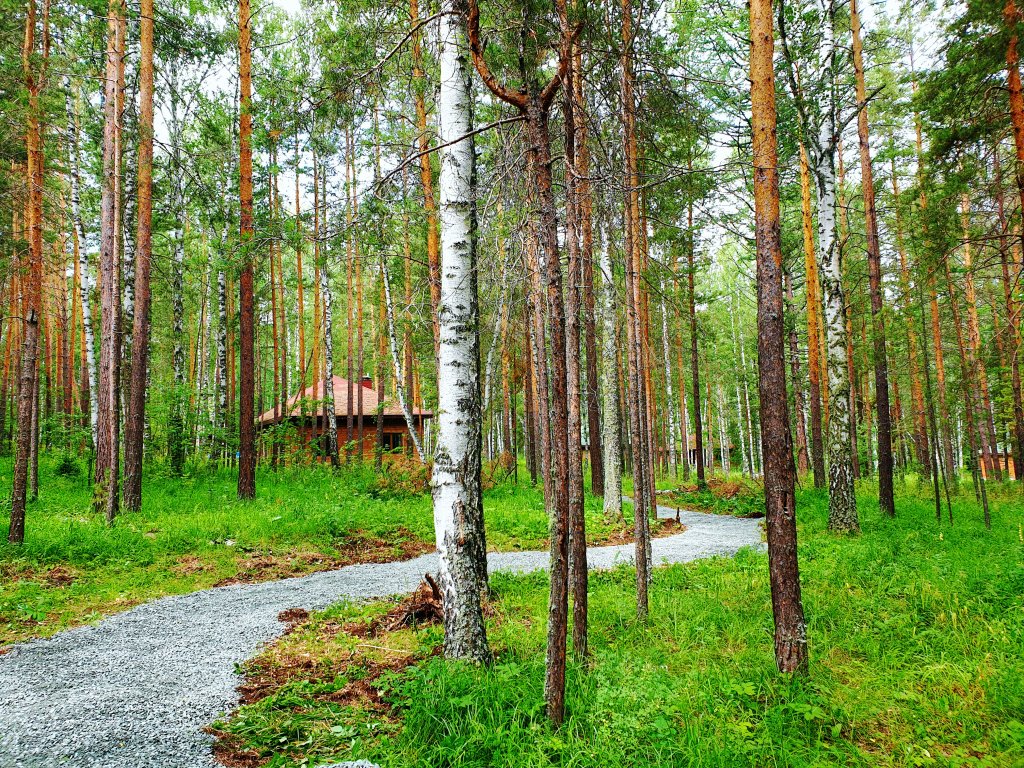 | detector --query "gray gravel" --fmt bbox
[0,503,763,768]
